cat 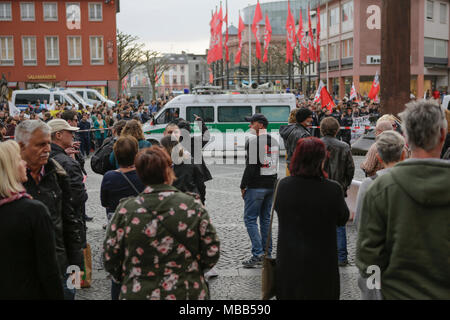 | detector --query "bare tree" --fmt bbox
[117,30,144,95]
[141,50,170,101]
